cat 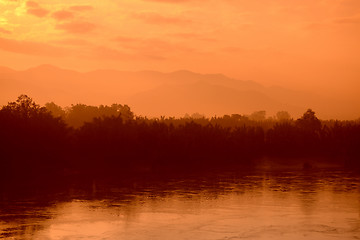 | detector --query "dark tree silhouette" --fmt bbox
[2,94,47,118]
[276,111,291,121]
[0,95,69,183]
[249,110,266,121]
[1,95,360,185]
[296,109,321,132]
[47,103,135,128]
[45,102,66,119]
